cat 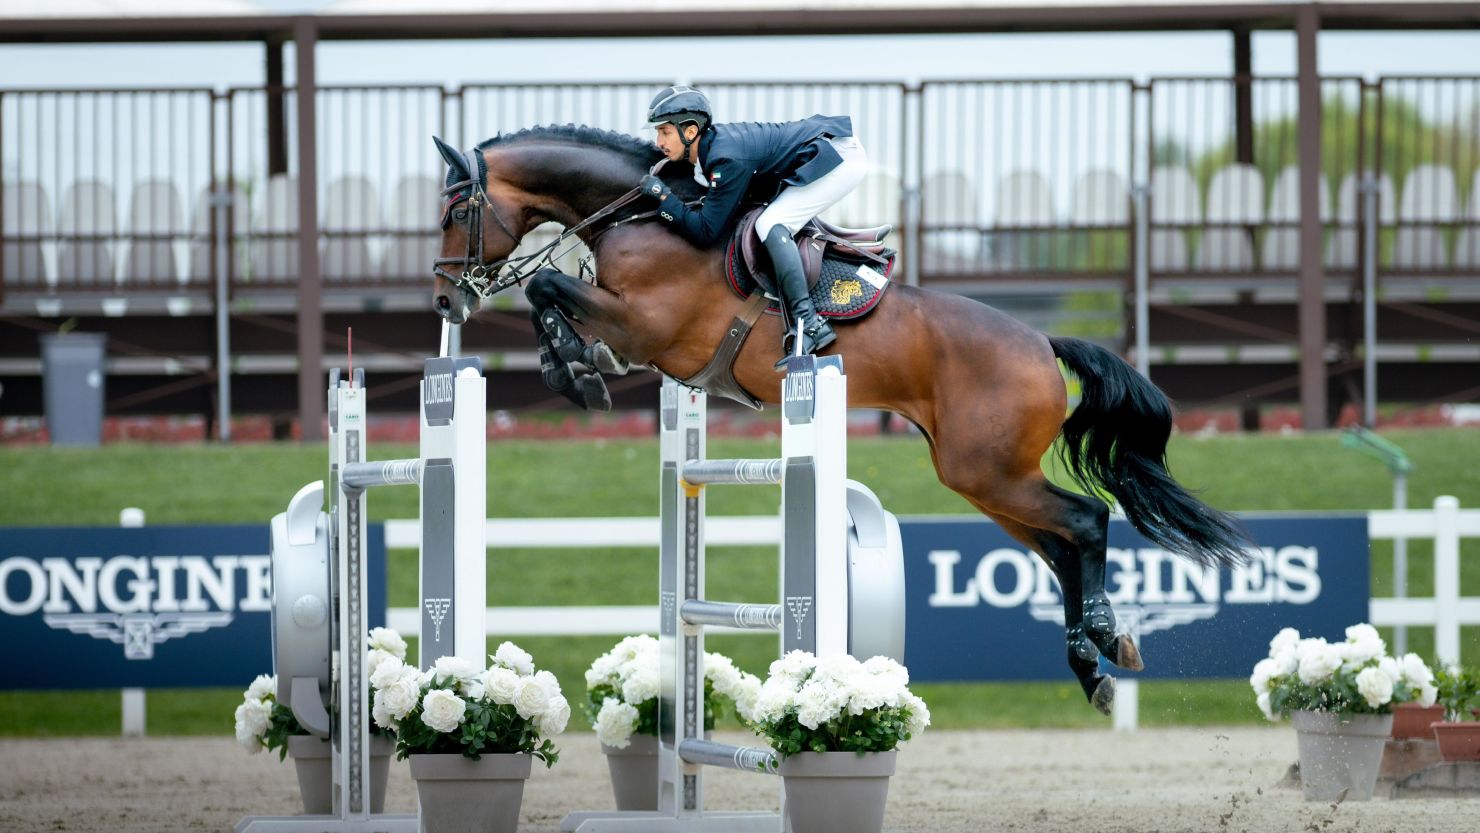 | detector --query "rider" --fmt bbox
[638,85,867,368]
